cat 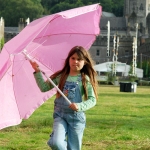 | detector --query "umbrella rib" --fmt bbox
[33,33,96,41]
[24,32,96,58]
[25,15,63,50]
[11,56,22,119]
[0,46,12,81]
[29,5,100,42]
